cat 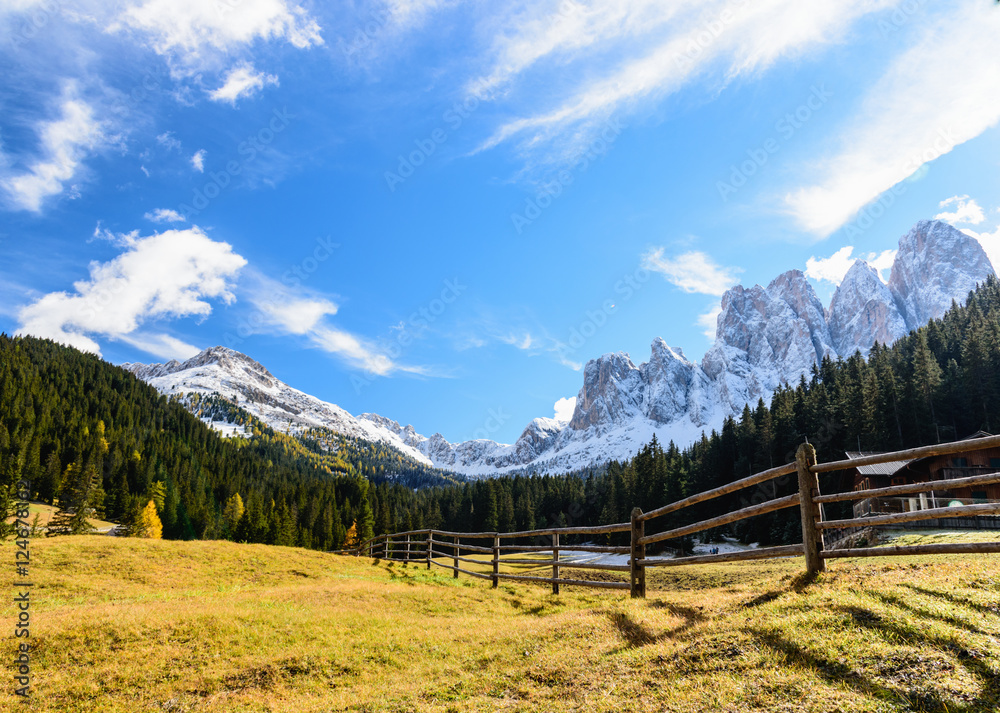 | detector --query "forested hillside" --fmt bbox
[0,335,452,548]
